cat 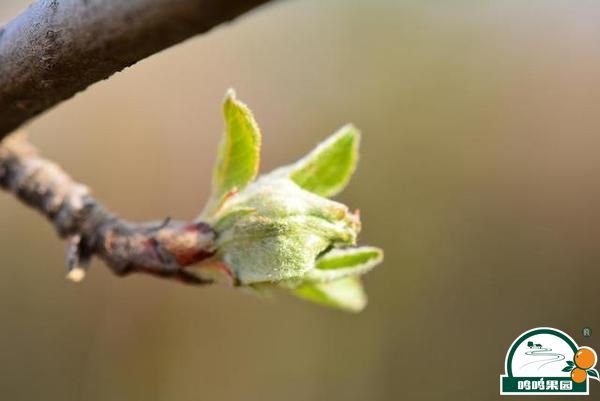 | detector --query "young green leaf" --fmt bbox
[211,89,261,203]
[294,277,367,312]
[287,125,359,197]
[302,246,383,284]
[316,246,382,270]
